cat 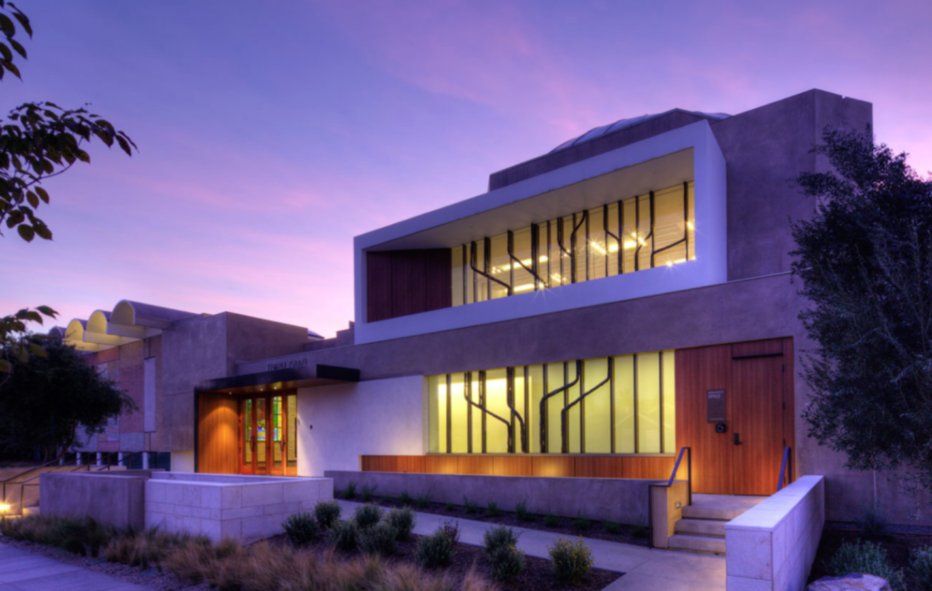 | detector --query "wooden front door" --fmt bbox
[238,393,298,476]
[675,338,793,495]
